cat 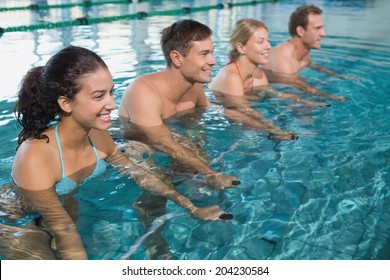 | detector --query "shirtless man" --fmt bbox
[263,5,354,101]
[119,19,240,191]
